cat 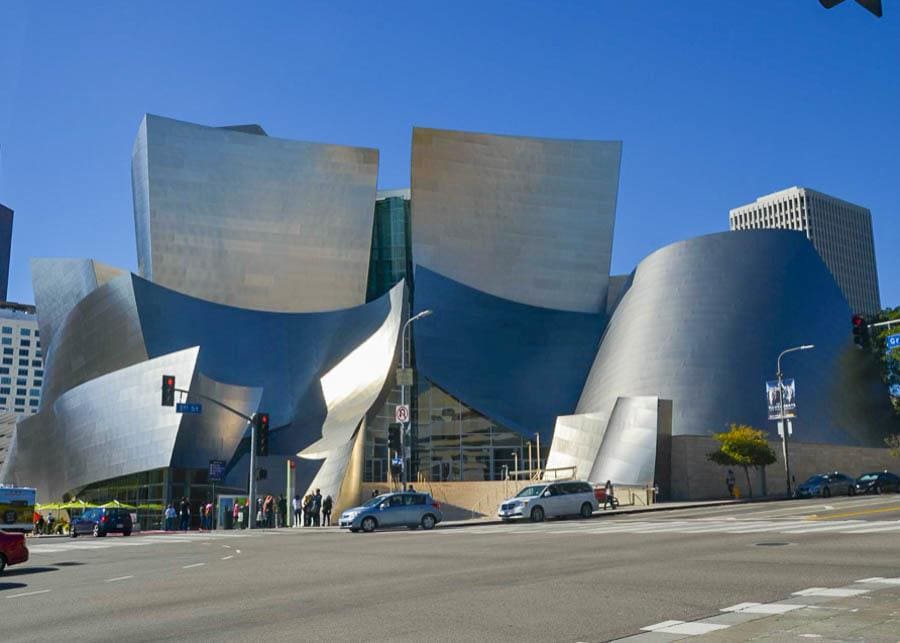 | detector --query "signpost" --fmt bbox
[176,402,203,414]
[395,404,410,424]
